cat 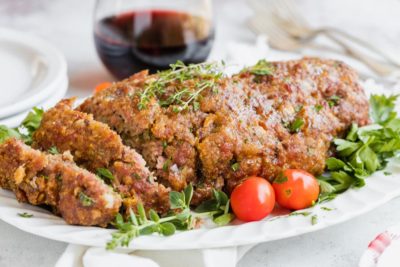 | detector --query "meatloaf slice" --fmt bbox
[32,98,169,214]
[0,138,121,226]
[78,58,370,205]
